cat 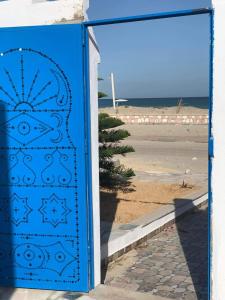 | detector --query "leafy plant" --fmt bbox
[98,91,108,99]
[99,113,135,190]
